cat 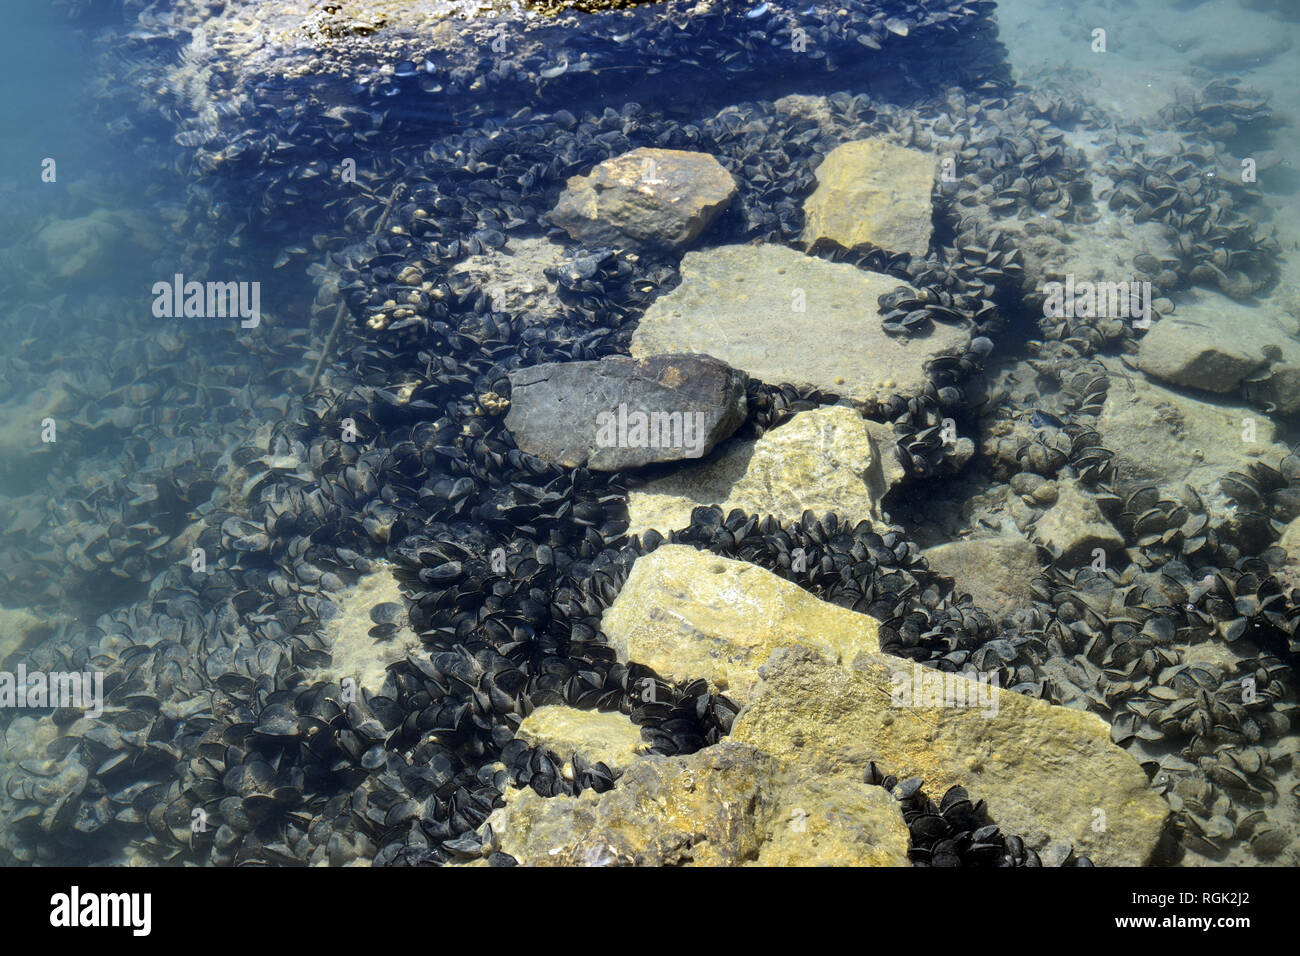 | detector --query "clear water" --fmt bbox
[0,0,1296,870]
